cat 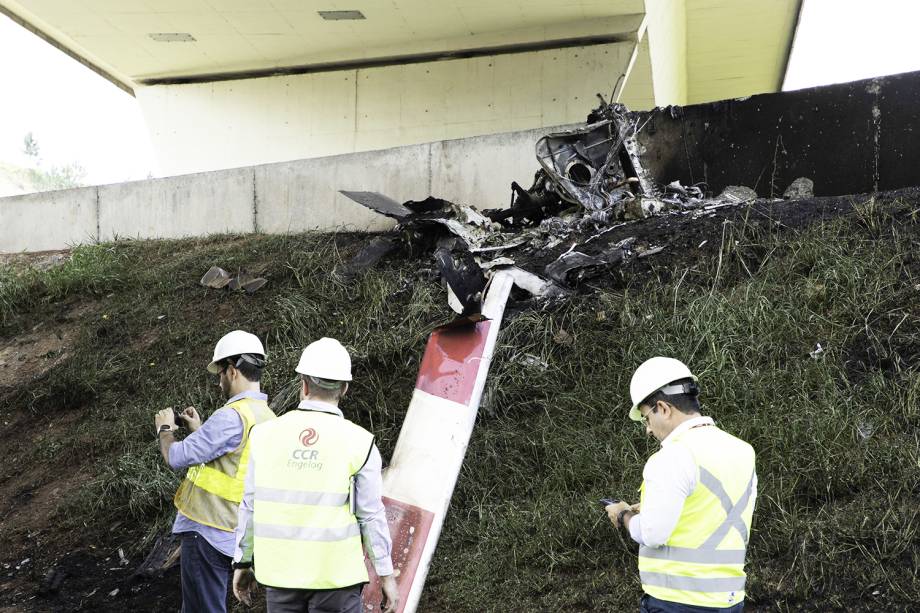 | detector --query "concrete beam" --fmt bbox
[642,0,688,106]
